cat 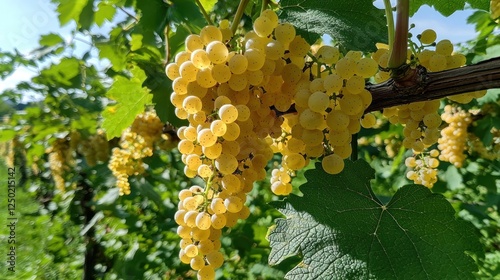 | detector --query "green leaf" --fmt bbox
[130,34,143,51]
[102,67,153,139]
[97,43,128,72]
[279,0,387,52]
[36,57,81,86]
[95,2,116,26]
[268,160,483,279]
[0,129,16,142]
[199,0,218,12]
[410,0,489,16]
[39,34,64,47]
[57,0,89,26]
